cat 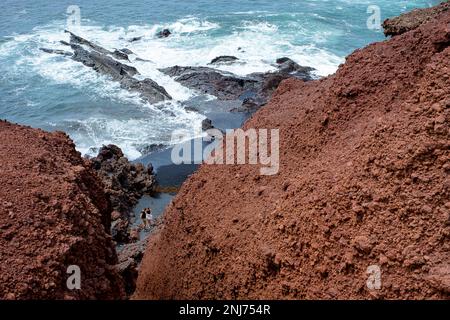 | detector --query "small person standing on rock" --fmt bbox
[140,208,153,230]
